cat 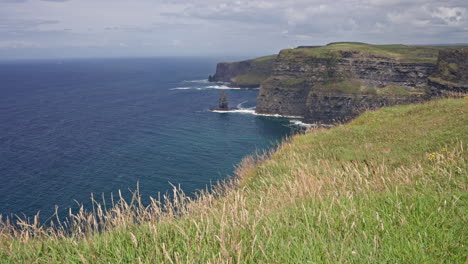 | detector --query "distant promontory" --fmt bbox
[210,42,468,124]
